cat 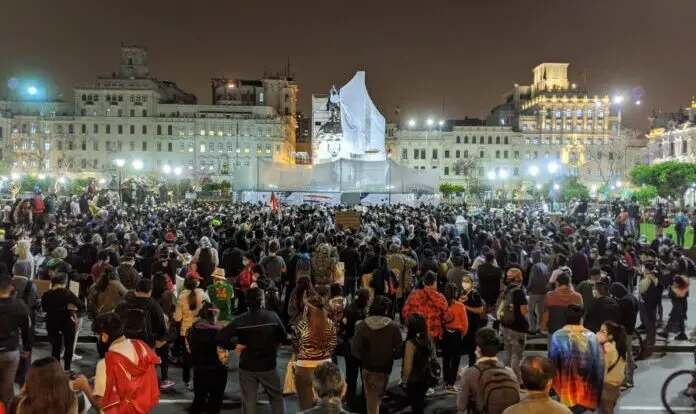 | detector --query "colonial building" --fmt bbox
[389,62,638,195]
[0,46,298,182]
[643,100,696,164]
